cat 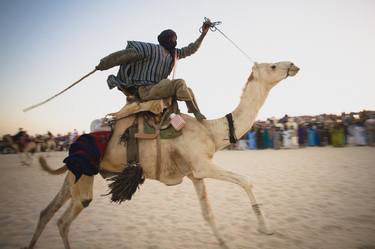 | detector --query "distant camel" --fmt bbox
[4,134,37,166]
[23,61,299,249]
[39,135,57,157]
